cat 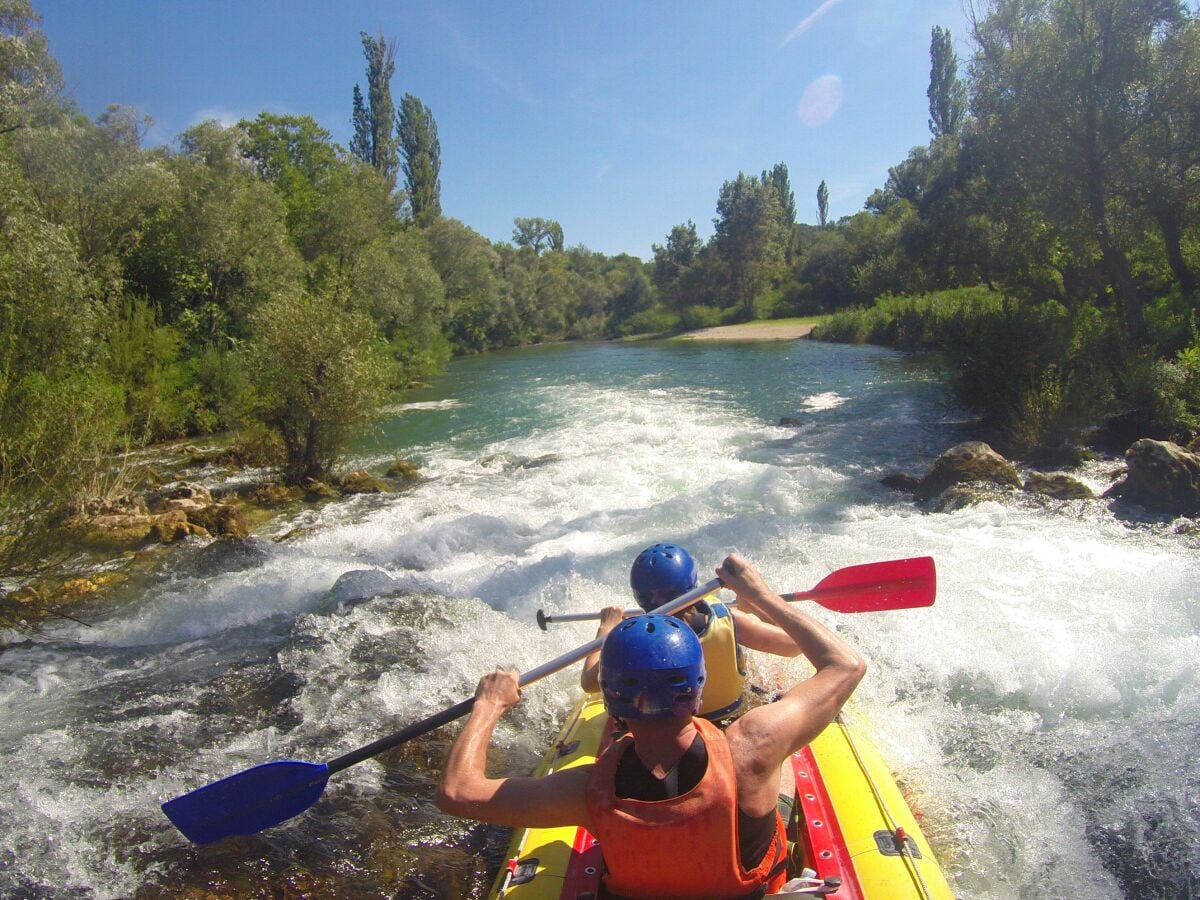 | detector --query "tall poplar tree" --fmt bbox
[817,180,829,227]
[763,162,797,261]
[349,31,399,190]
[927,25,966,137]
[398,92,441,223]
